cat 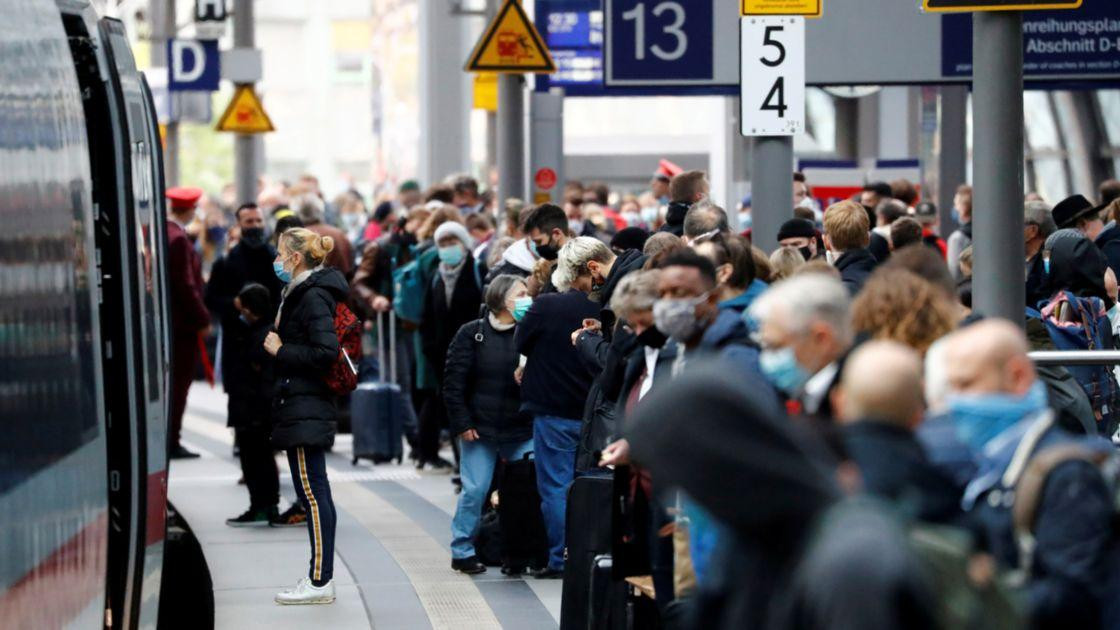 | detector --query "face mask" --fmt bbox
[1043,257,1050,275]
[438,244,465,267]
[798,246,814,261]
[636,326,668,349]
[511,296,533,321]
[273,260,292,283]
[946,381,1048,452]
[738,211,752,229]
[240,227,266,248]
[207,225,227,244]
[623,211,642,227]
[569,219,585,235]
[759,346,810,394]
[641,206,659,224]
[652,292,710,343]
[531,239,559,261]
[1108,303,1120,329]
